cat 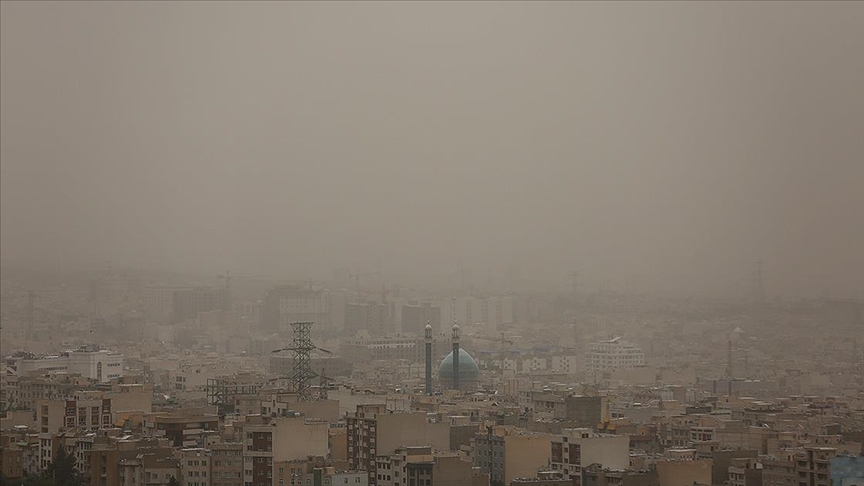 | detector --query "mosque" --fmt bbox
[425,323,479,392]
[439,347,479,391]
